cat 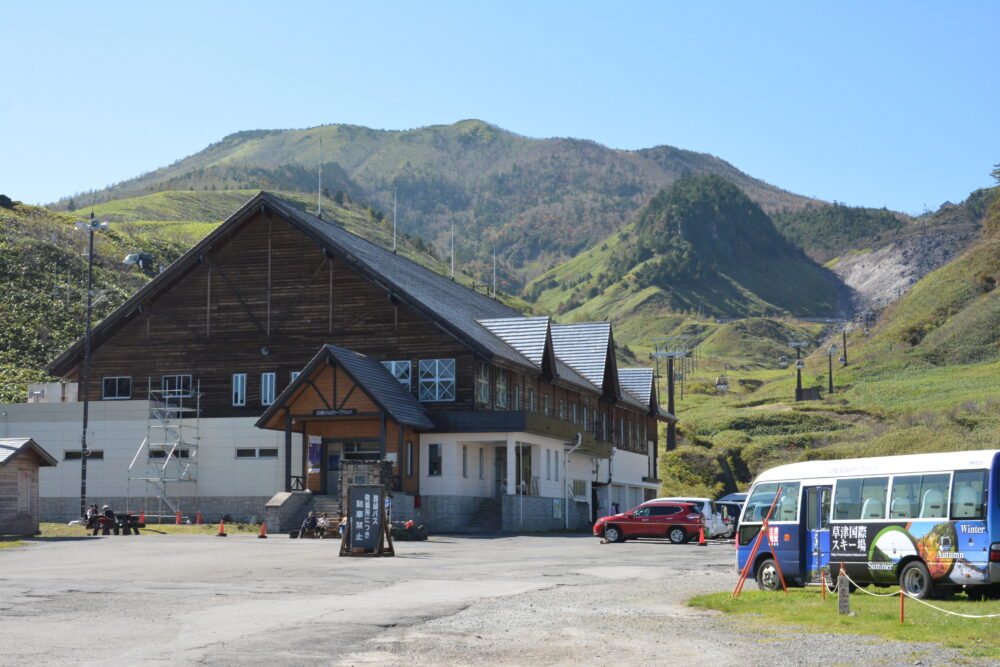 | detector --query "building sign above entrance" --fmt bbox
[313,408,357,416]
